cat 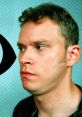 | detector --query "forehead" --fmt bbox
[18,18,64,44]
